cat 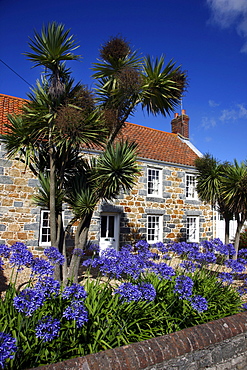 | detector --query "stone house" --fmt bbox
[0,93,214,254]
